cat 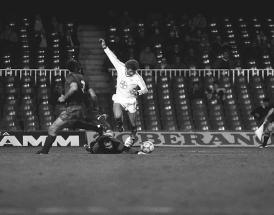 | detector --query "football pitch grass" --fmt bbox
[1,147,274,215]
